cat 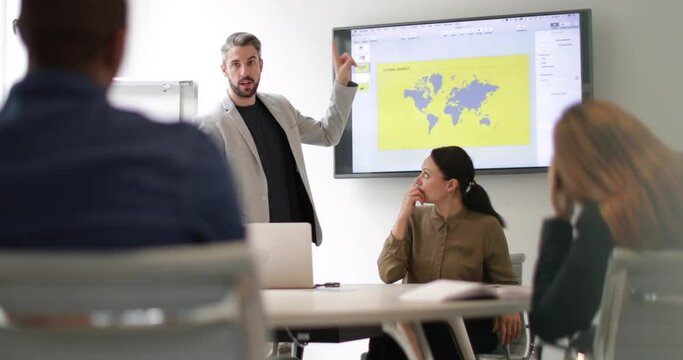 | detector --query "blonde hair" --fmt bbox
[554,99,683,249]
